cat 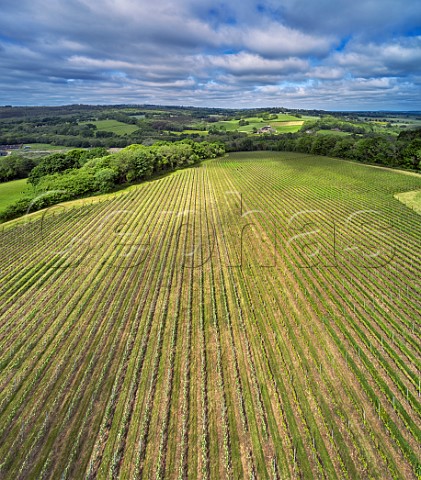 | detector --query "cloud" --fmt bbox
[239,23,334,58]
[275,0,421,39]
[332,37,421,77]
[204,52,309,76]
[0,0,420,108]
